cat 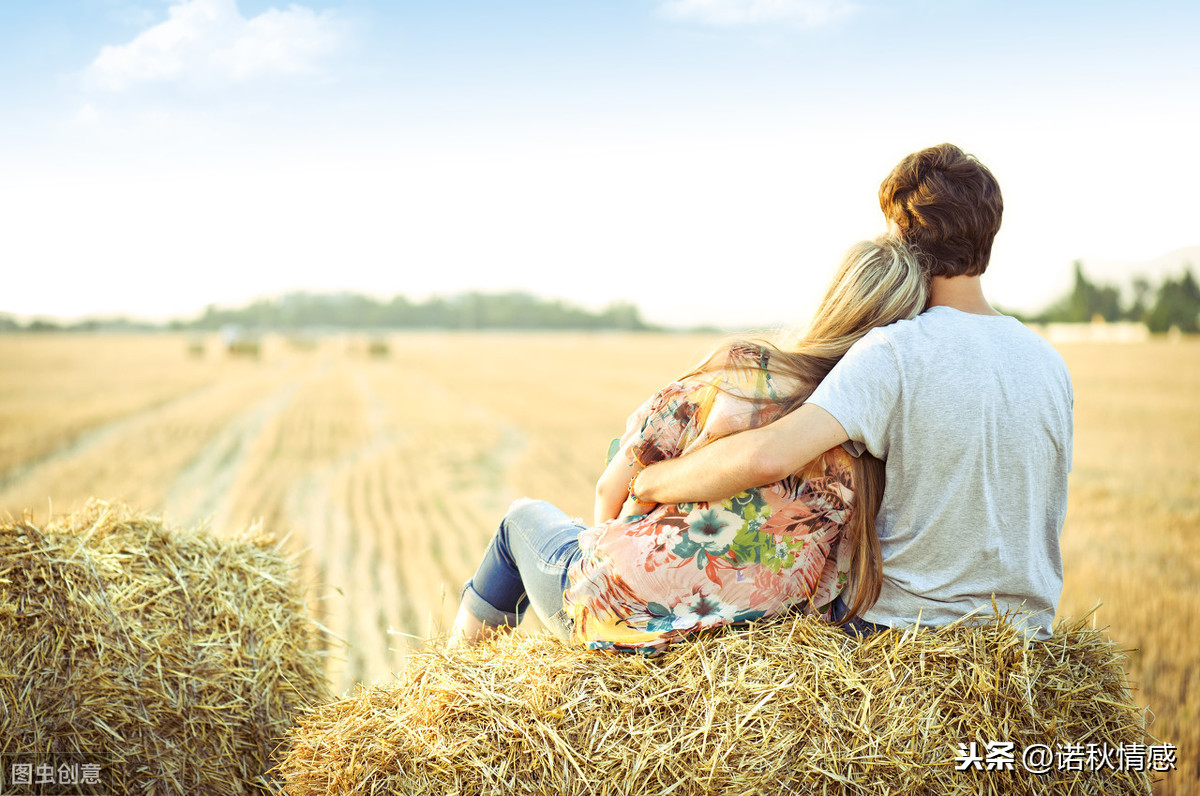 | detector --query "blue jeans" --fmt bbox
[460,498,585,641]
[830,593,886,638]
